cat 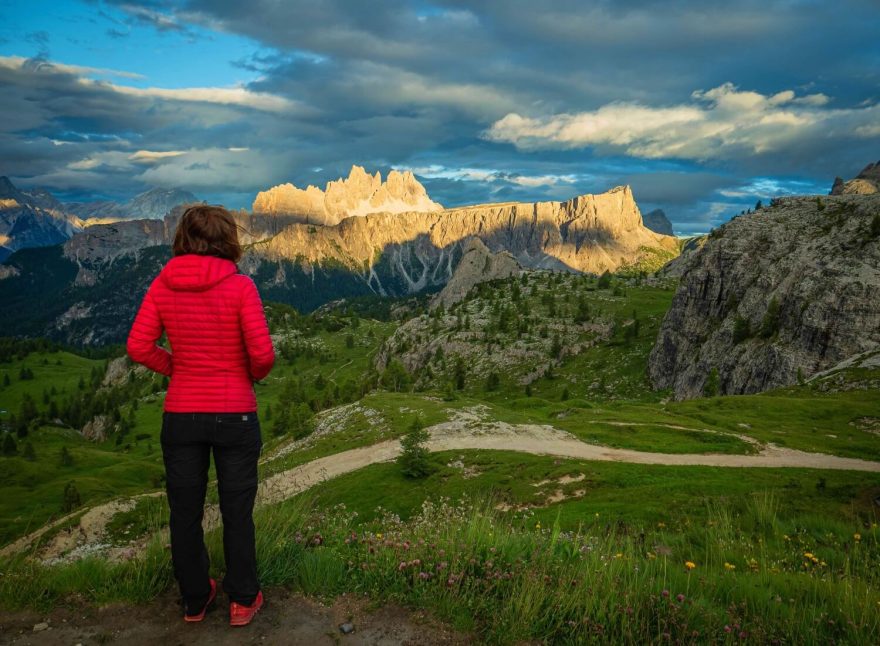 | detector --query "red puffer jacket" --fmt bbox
[126,254,275,412]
